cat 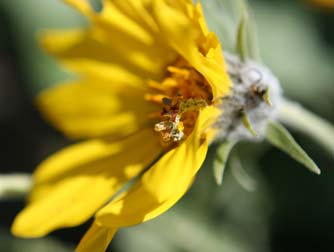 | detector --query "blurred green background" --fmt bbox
[0,0,333,252]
